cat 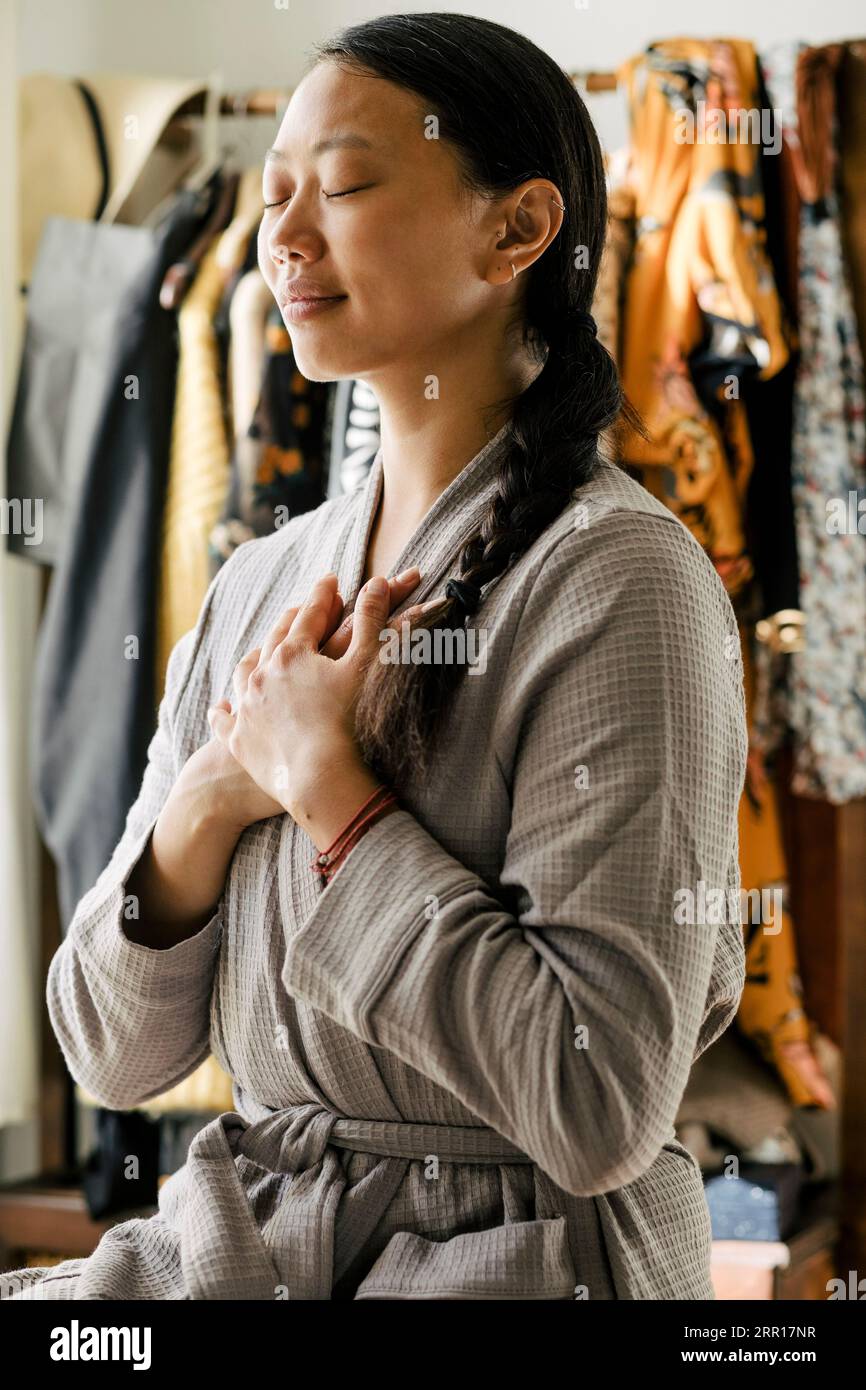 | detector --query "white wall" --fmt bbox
[16,0,866,161]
